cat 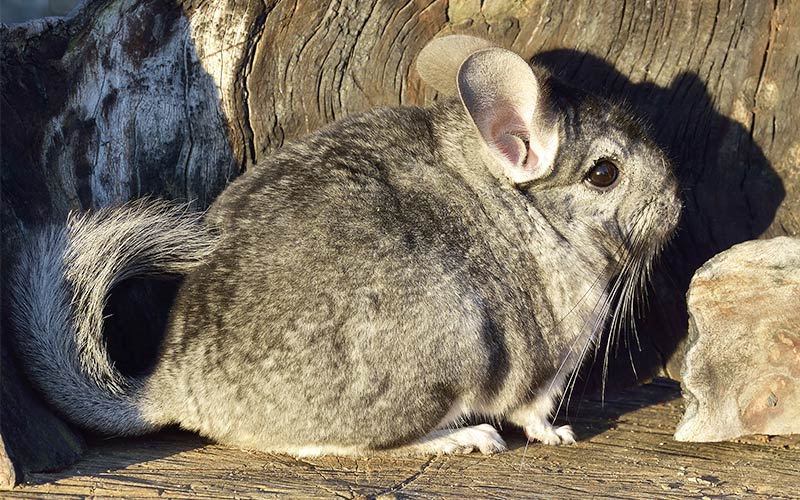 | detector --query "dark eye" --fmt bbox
[585,159,619,188]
